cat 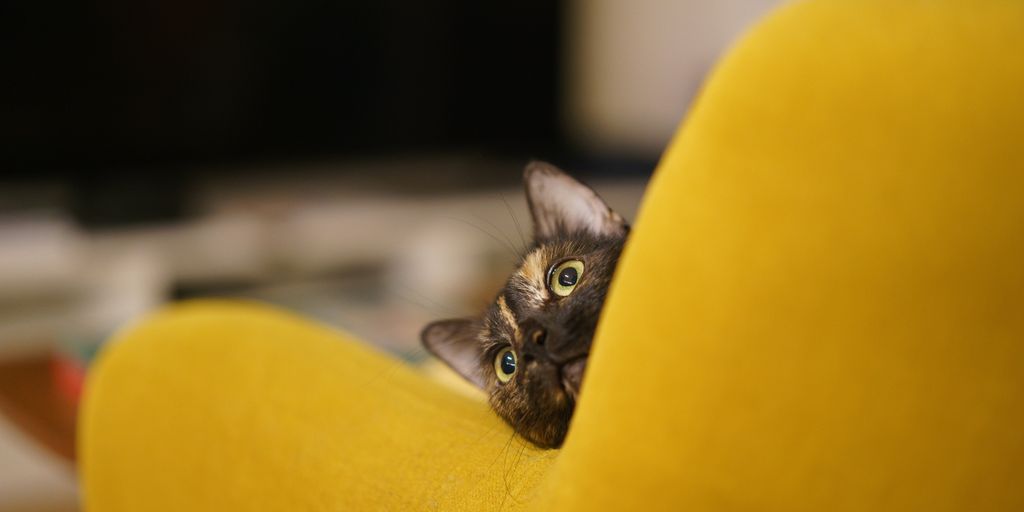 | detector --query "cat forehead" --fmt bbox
[506,248,551,310]
[503,237,618,311]
[507,241,582,309]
